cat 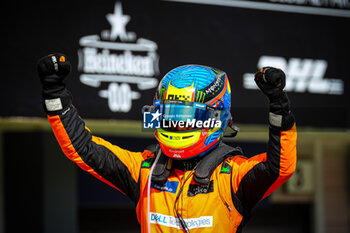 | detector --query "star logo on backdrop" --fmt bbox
[78,1,159,114]
[106,2,130,41]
